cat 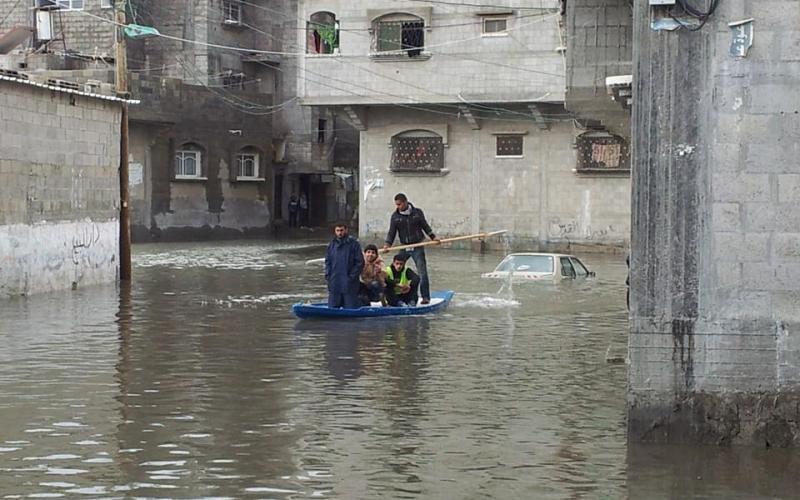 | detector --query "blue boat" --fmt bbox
[292,290,455,319]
